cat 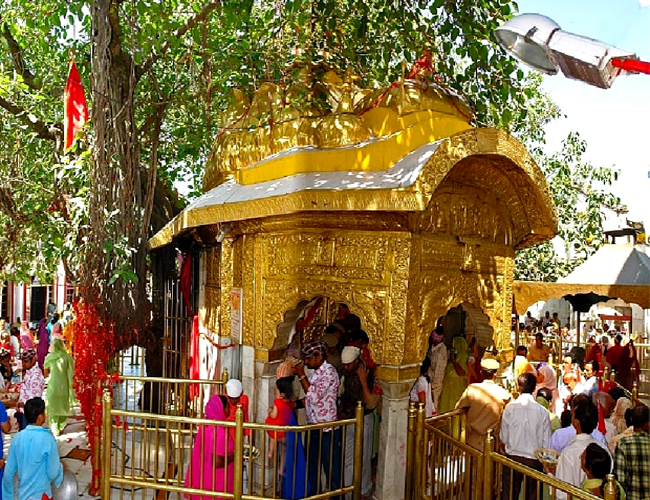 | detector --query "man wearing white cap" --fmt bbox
[455,356,511,452]
[339,346,378,500]
[225,379,250,429]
